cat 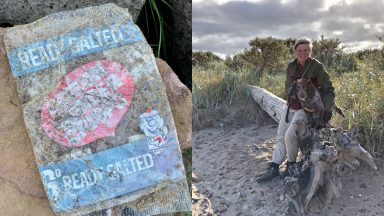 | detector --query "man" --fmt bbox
[257,37,335,182]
